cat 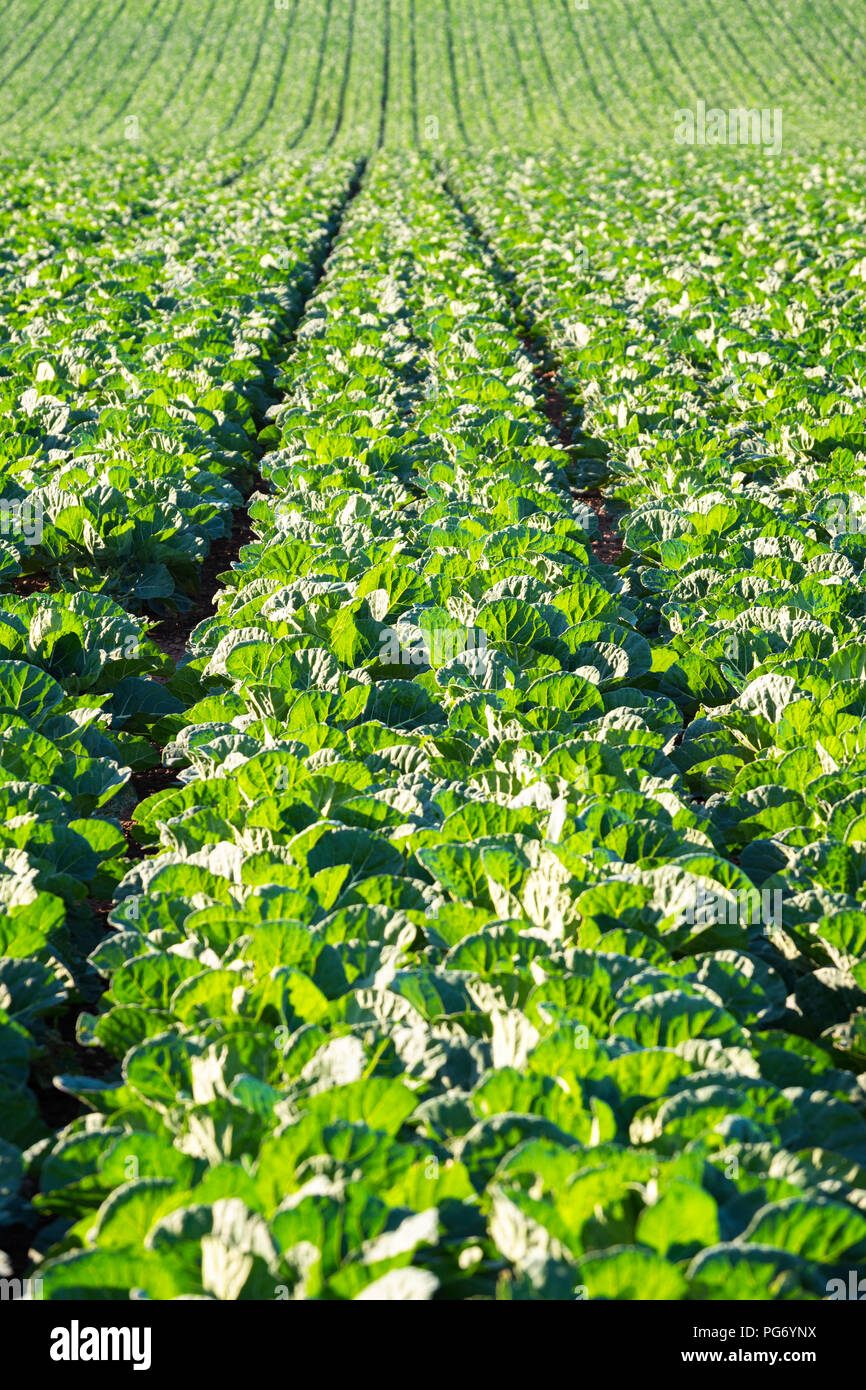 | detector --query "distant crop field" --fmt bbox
[1,0,866,1317]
